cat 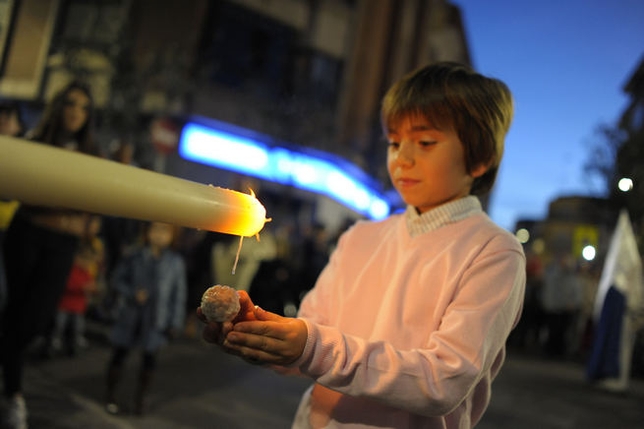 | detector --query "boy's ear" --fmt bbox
[470,162,490,178]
